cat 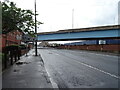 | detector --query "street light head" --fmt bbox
[37,22,44,25]
[40,22,44,24]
